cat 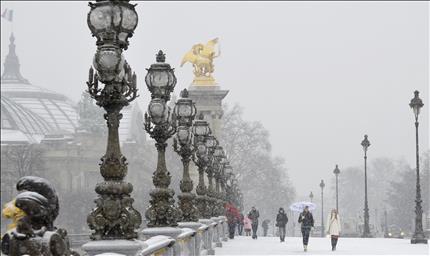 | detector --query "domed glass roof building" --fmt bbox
[1,33,146,145]
[1,34,78,140]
